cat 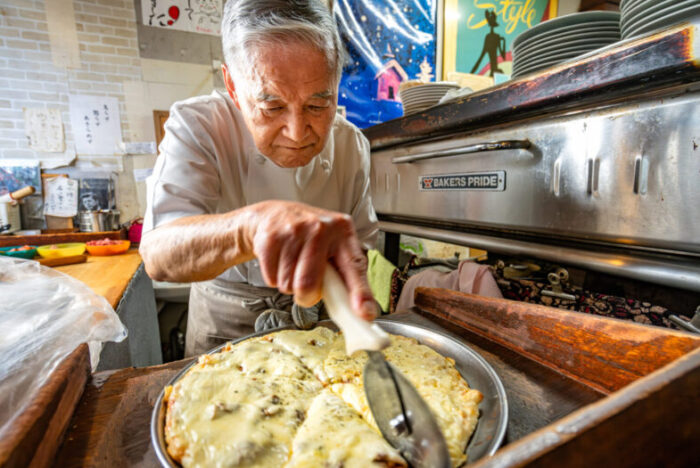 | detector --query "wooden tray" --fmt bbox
[52,289,700,467]
[413,288,700,467]
[0,230,125,248]
[0,344,91,468]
